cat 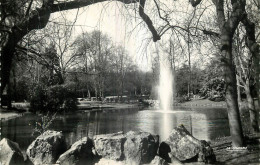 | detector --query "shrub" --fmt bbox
[175,96,190,103]
[30,84,78,113]
[199,78,225,101]
[30,84,48,112]
[32,112,57,136]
